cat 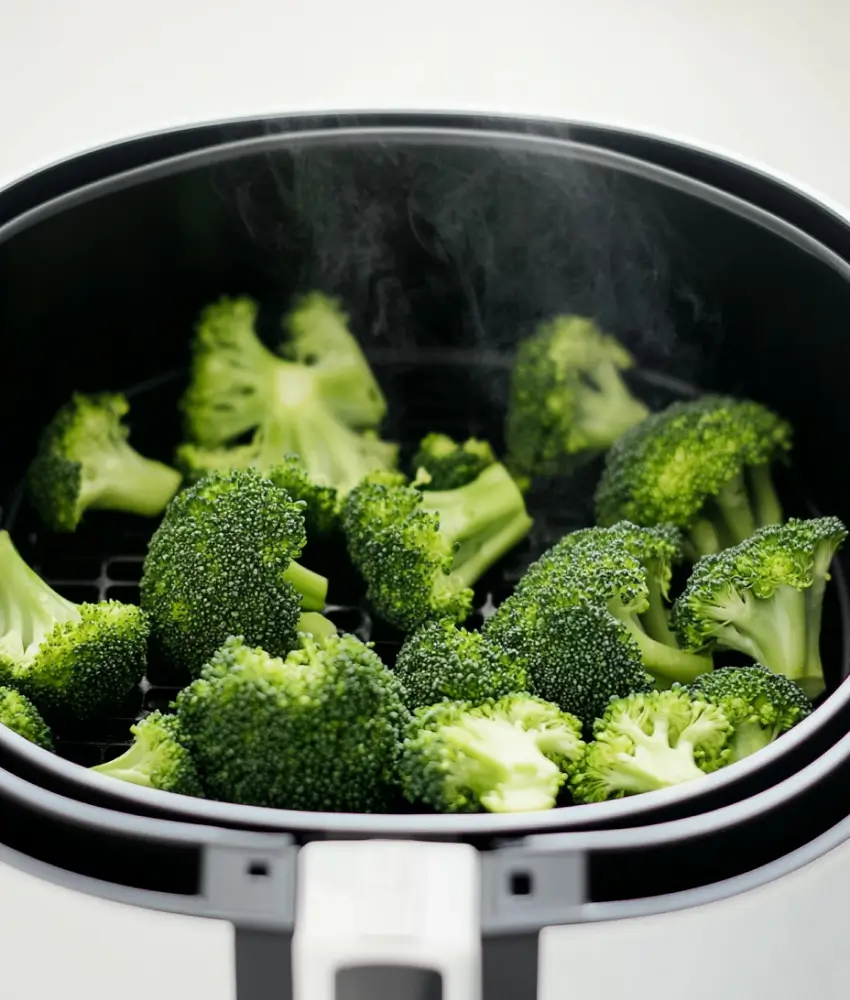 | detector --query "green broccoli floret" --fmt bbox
[595,395,792,558]
[0,685,53,750]
[342,463,533,631]
[281,291,387,429]
[91,711,204,797]
[140,470,329,677]
[505,315,650,486]
[671,517,847,699]
[178,296,397,490]
[490,522,711,687]
[174,633,408,811]
[27,393,182,533]
[265,456,341,539]
[485,602,653,731]
[394,619,527,711]
[400,694,585,813]
[411,434,497,491]
[569,688,733,802]
[690,665,812,764]
[0,531,148,720]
